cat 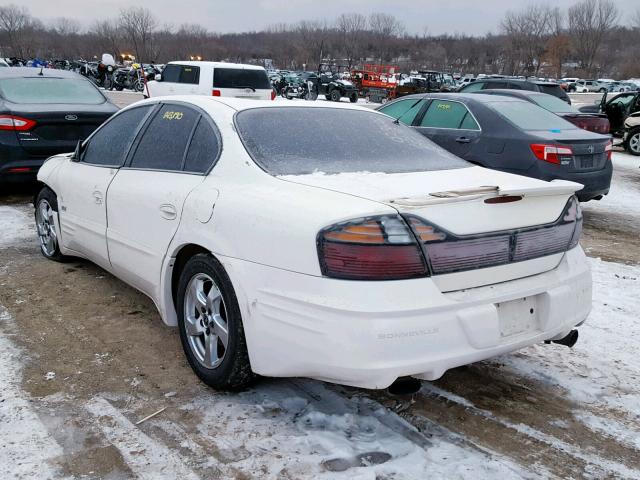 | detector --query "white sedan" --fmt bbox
[35,97,592,390]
